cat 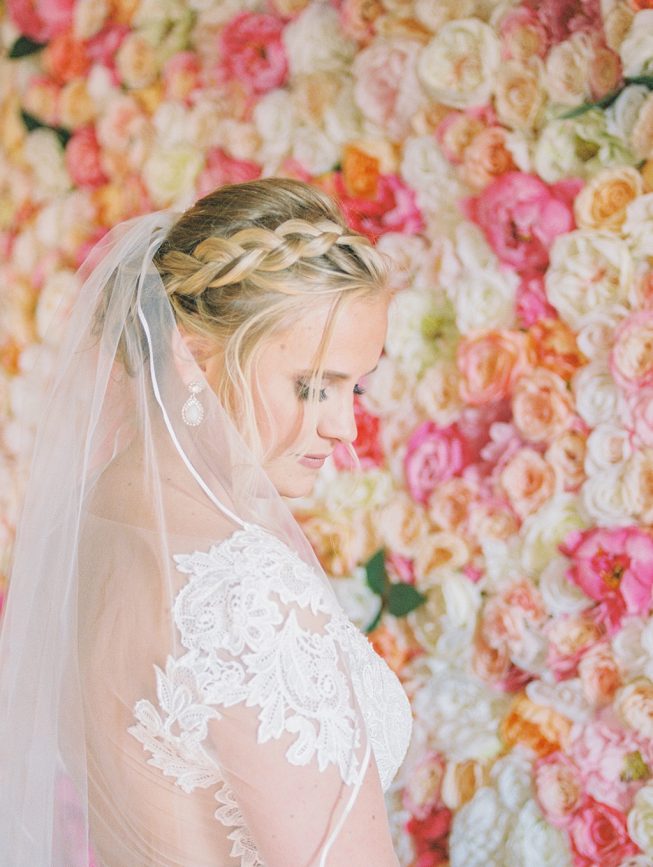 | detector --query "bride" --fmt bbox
[0,178,412,866]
